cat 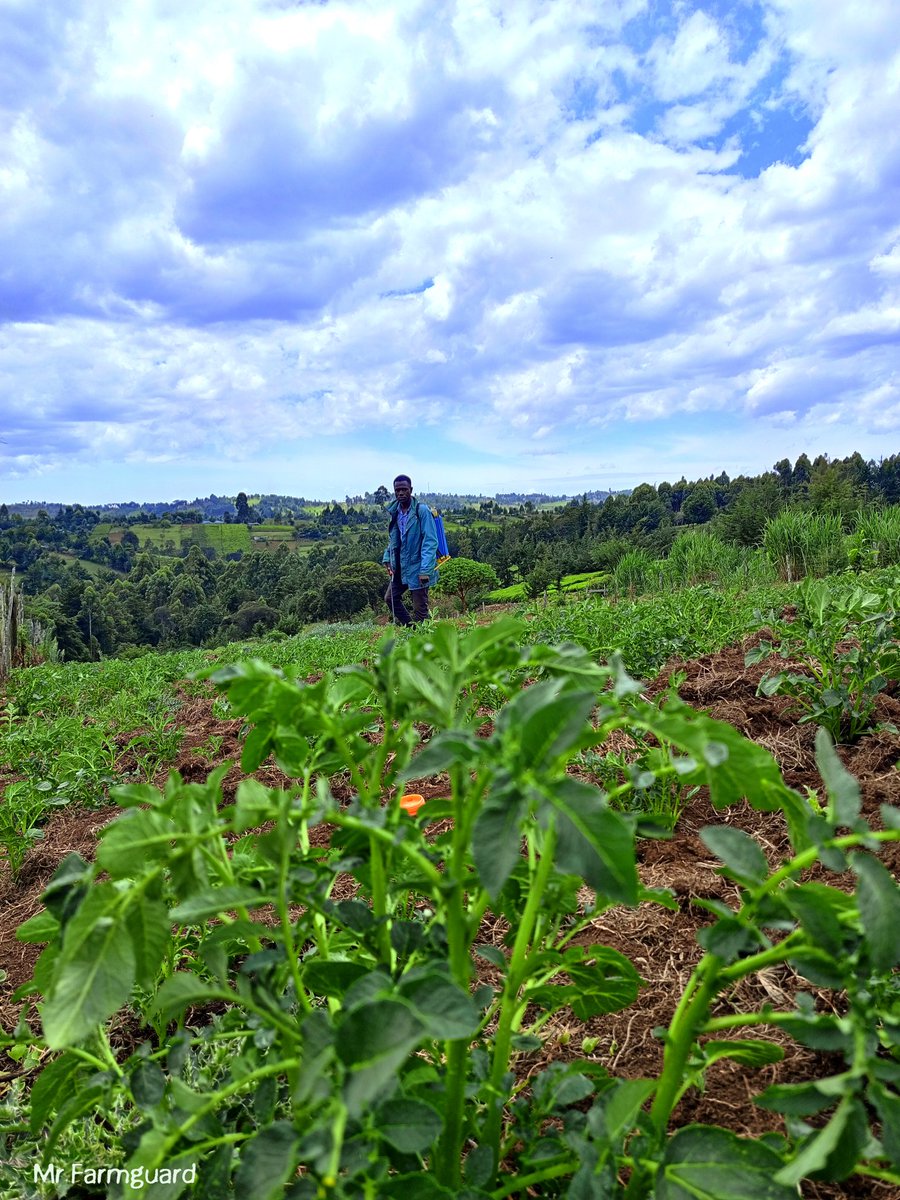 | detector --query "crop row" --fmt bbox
[2,618,899,1197]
